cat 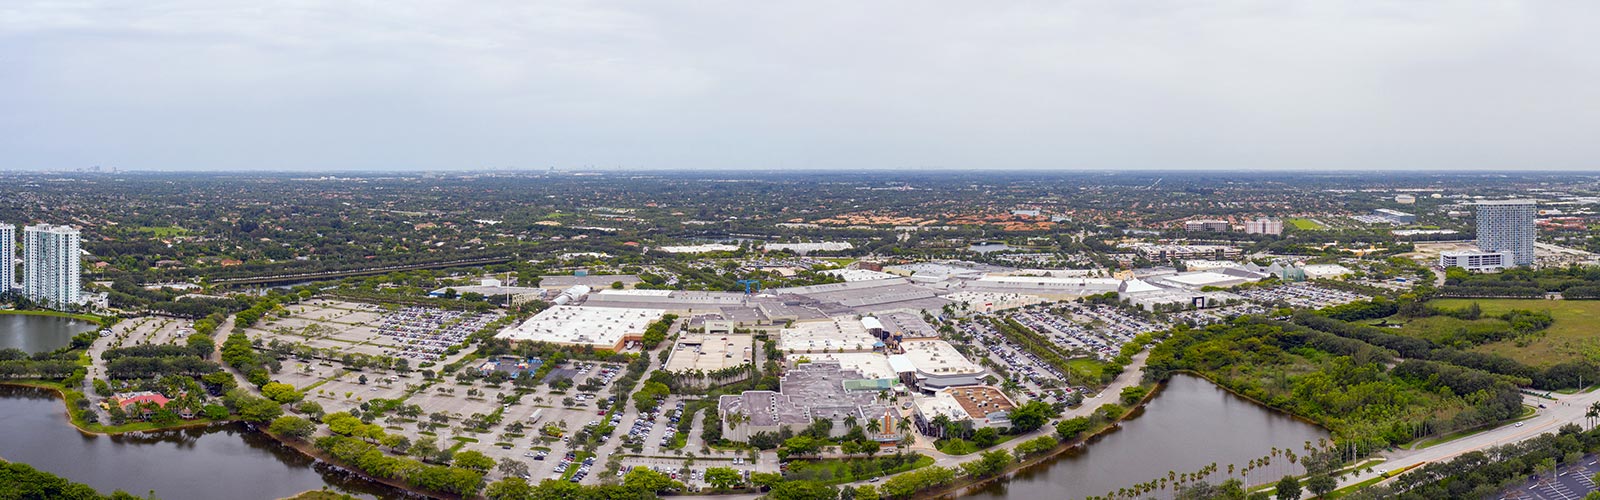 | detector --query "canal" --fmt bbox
[0,314,97,353]
[955,374,1330,500]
